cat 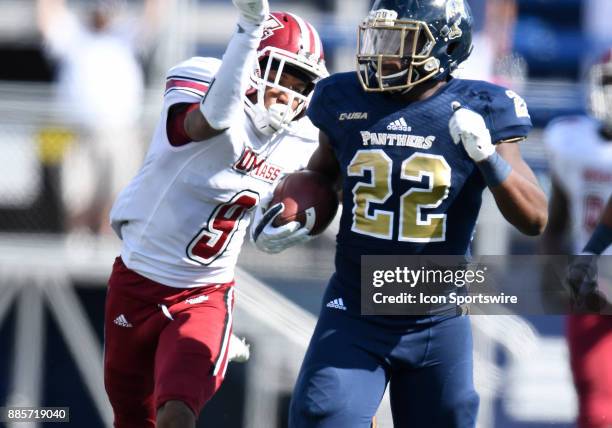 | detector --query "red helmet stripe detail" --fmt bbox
[305,20,321,59]
[287,12,311,53]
